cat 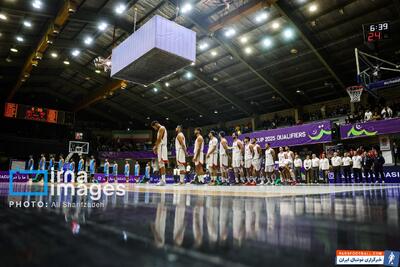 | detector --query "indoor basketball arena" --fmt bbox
[1,0,400,266]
